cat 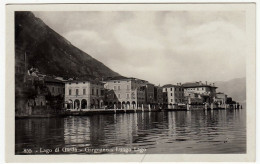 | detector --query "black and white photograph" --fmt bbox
[5,3,256,162]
